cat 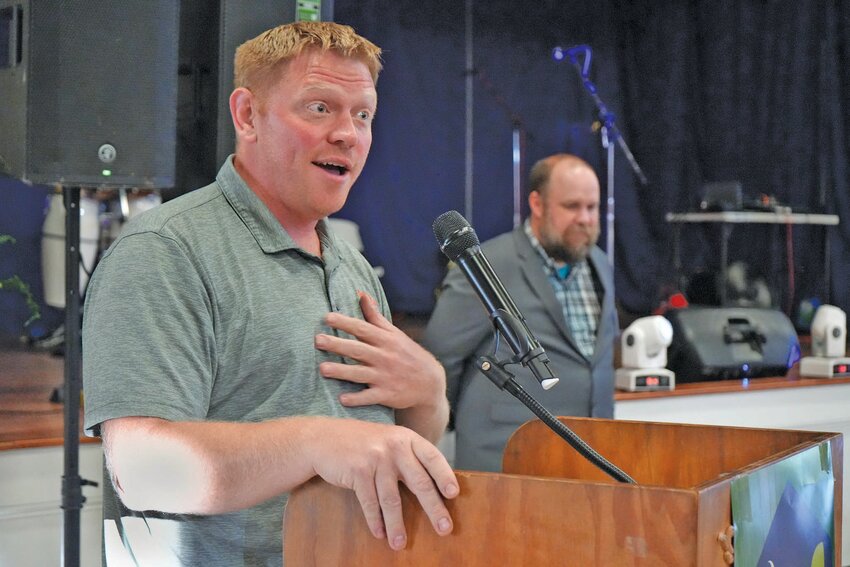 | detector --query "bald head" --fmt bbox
[528,154,601,263]
[528,154,596,199]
